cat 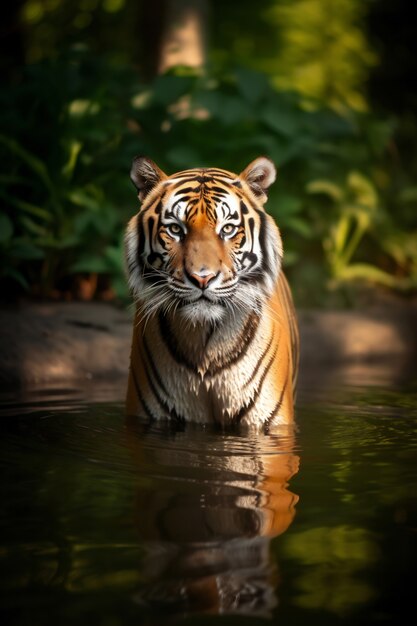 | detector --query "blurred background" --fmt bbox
[0,0,416,308]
